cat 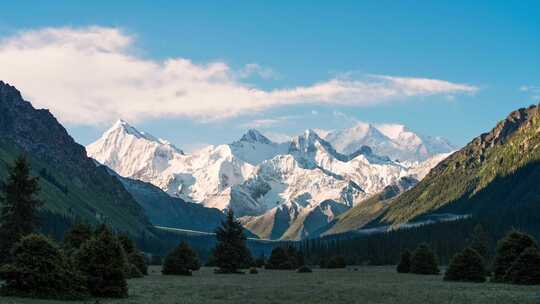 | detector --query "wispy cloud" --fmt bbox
[0,26,479,126]
[241,115,299,128]
[237,63,277,79]
[520,85,540,102]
